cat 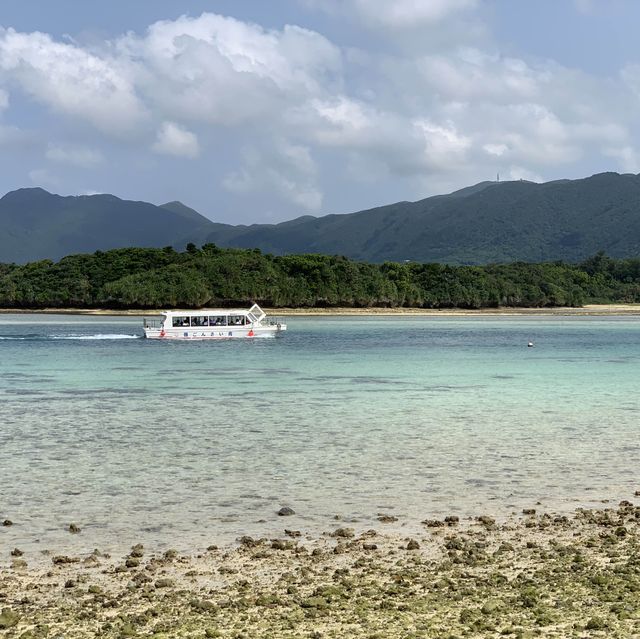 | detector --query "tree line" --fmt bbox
[0,245,639,309]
